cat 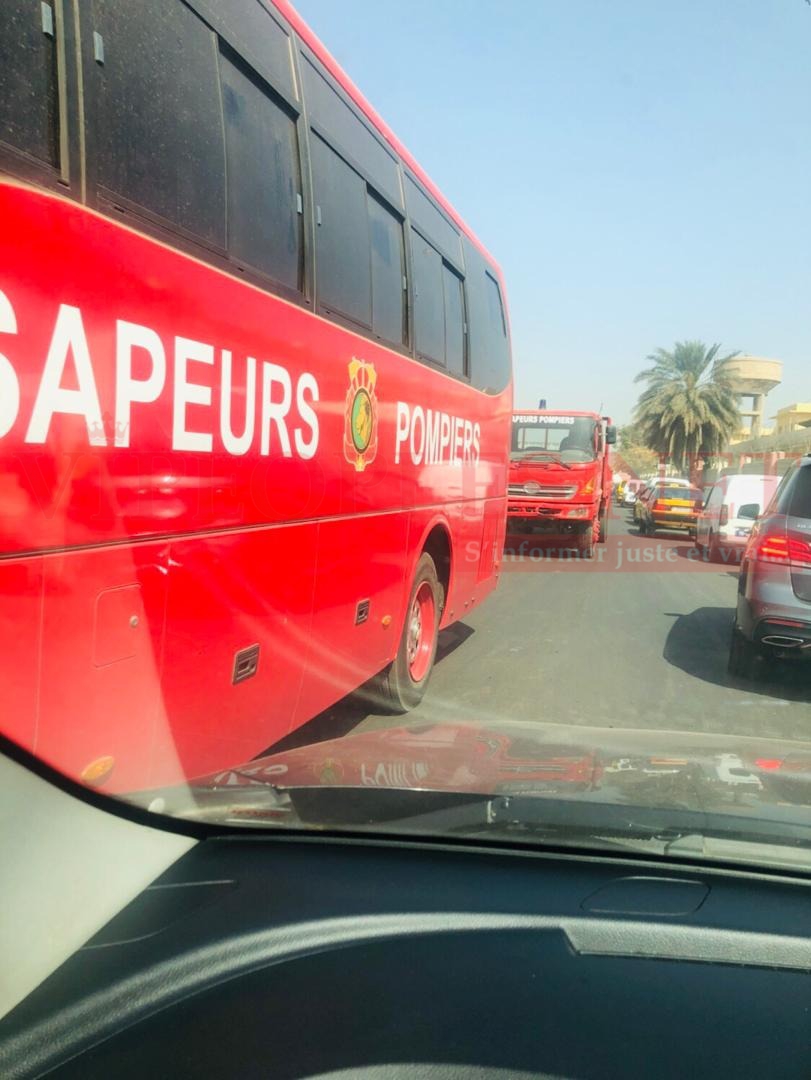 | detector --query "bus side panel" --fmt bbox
[0,185,512,791]
[443,499,486,623]
[477,498,507,584]
[36,545,170,793]
[293,513,409,728]
[153,524,318,788]
[0,558,43,751]
[0,185,511,556]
